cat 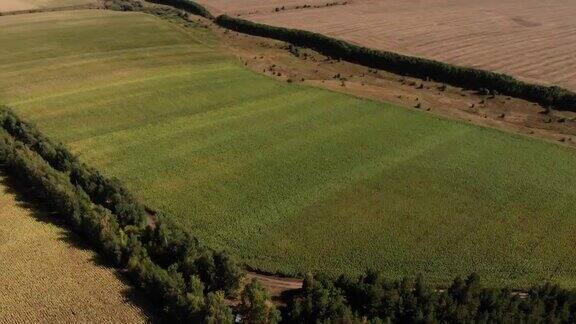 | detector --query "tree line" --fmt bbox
[214,15,576,111]
[5,105,576,323]
[110,0,576,111]
[146,0,213,19]
[285,272,576,323]
[5,3,576,318]
[0,106,280,323]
